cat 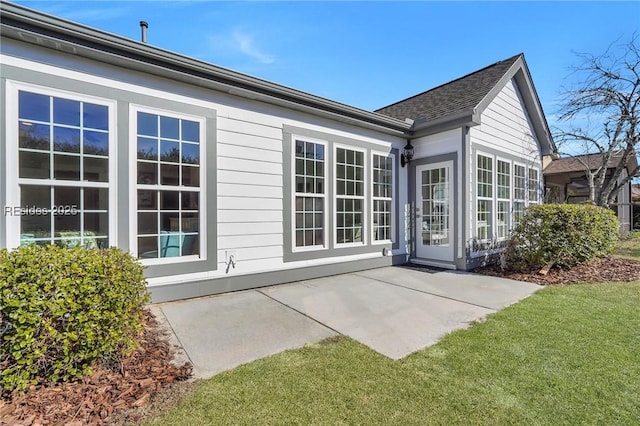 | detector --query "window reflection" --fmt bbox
[136,111,201,259]
[17,90,110,249]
